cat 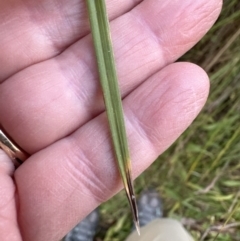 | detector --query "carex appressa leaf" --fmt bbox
[86,0,140,234]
